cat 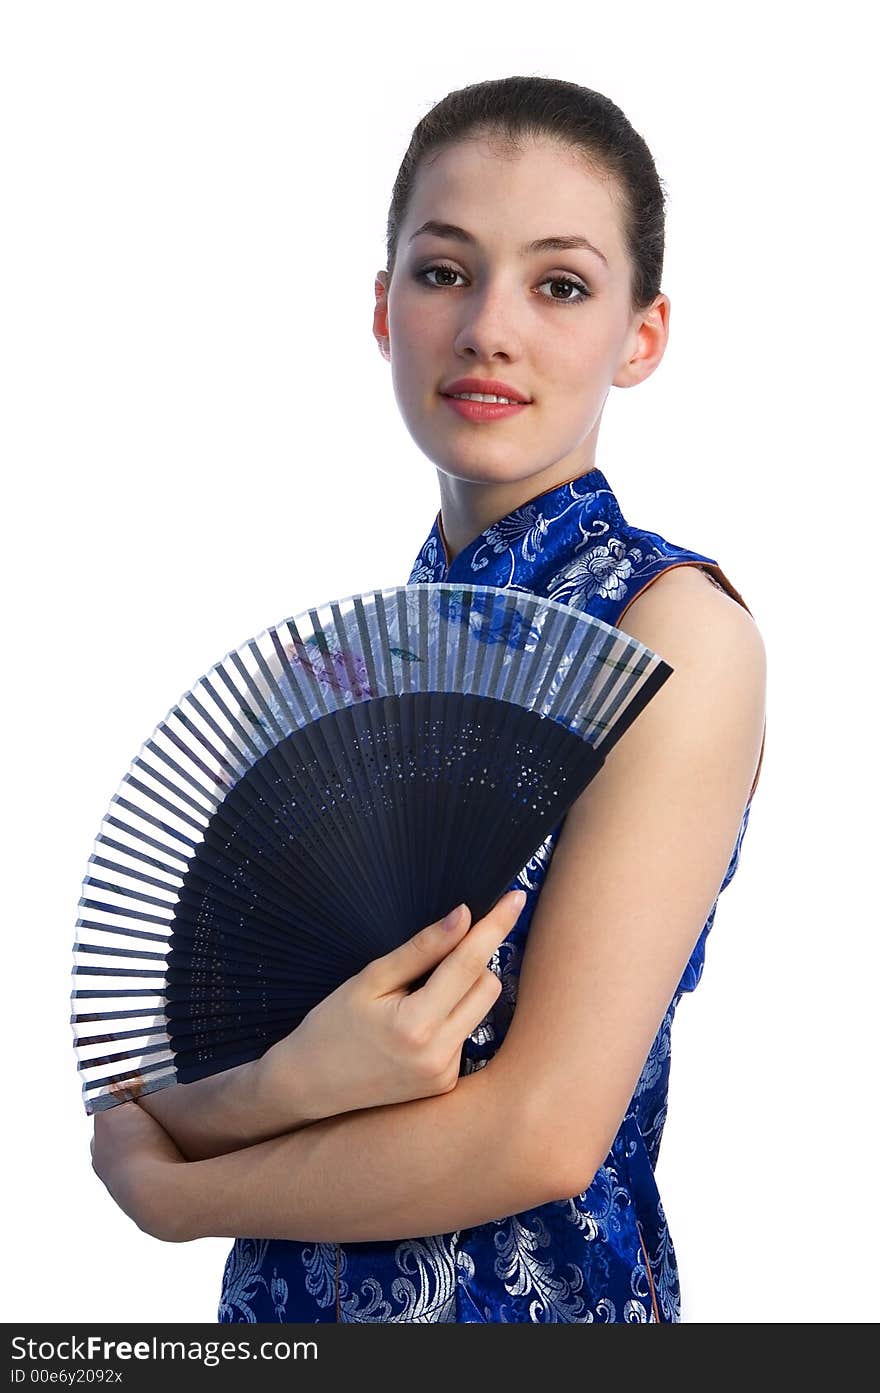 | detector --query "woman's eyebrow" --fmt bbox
[408,219,608,268]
